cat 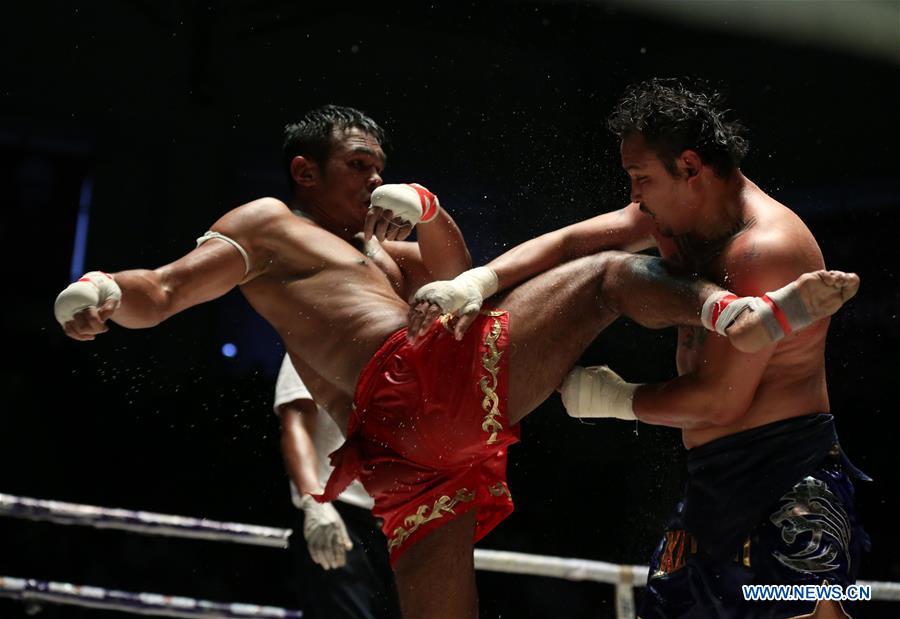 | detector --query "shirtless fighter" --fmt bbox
[413,79,864,618]
[55,103,854,619]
